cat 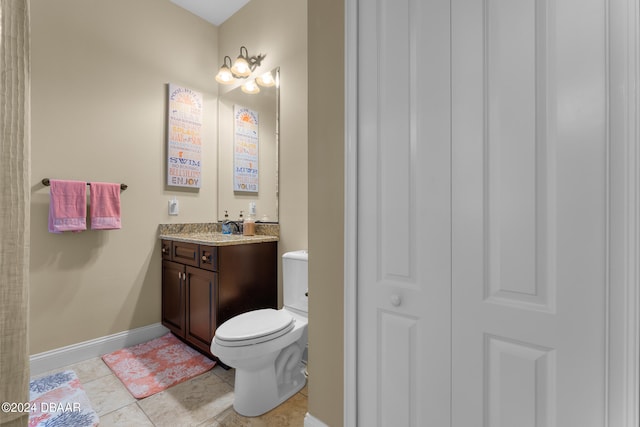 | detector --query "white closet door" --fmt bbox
[356,0,452,425]
[451,0,608,425]
[356,0,612,425]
